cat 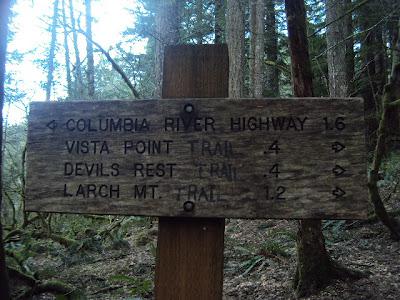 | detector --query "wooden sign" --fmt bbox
[25,97,368,219]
